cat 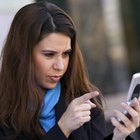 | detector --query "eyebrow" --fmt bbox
[41,48,72,53]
